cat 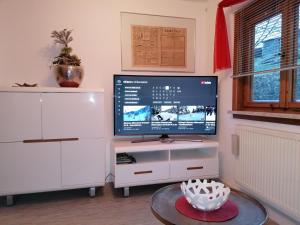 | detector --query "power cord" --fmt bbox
[105,173,115,183]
